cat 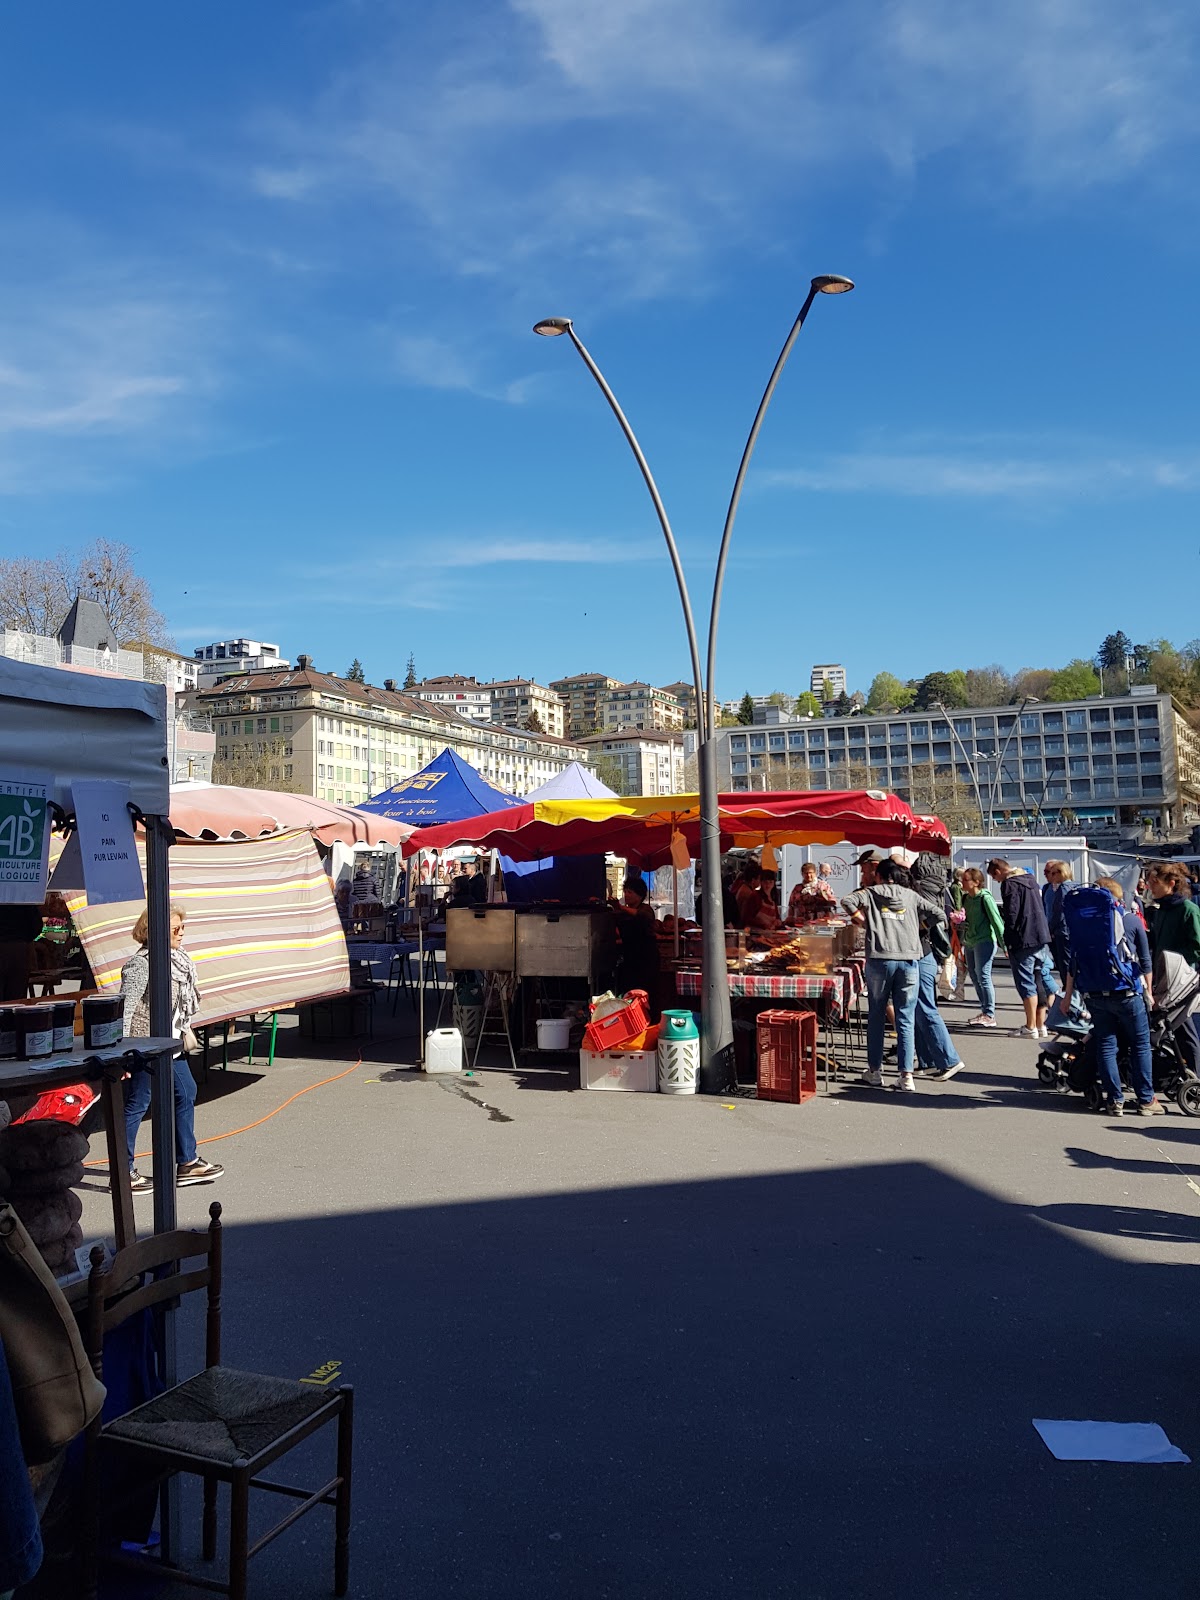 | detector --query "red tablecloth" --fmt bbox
[675,961,863,1023]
